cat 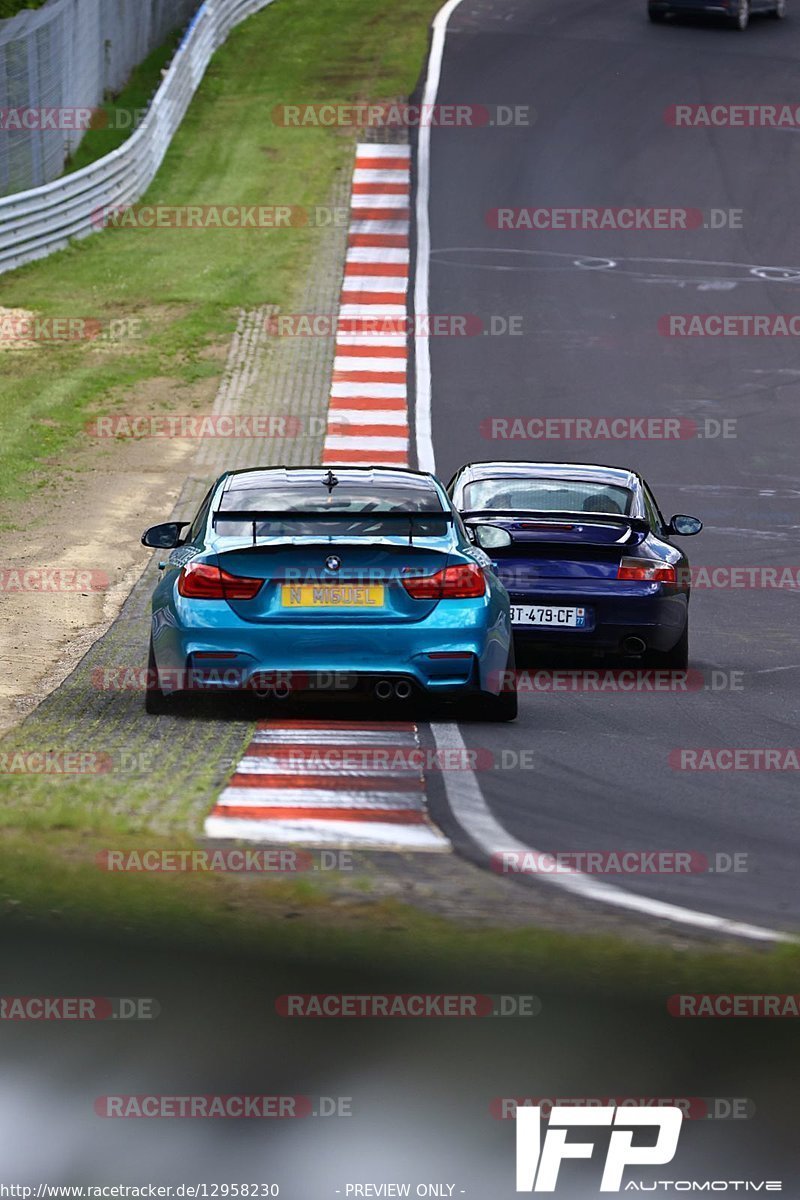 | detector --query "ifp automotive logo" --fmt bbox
[515,1105,683,1192]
